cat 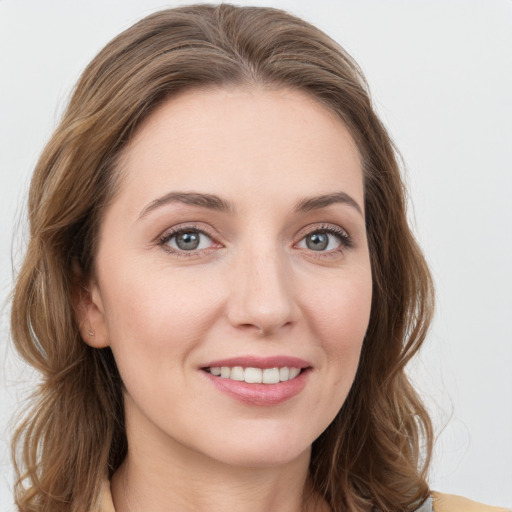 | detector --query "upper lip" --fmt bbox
[202,355,311,370]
